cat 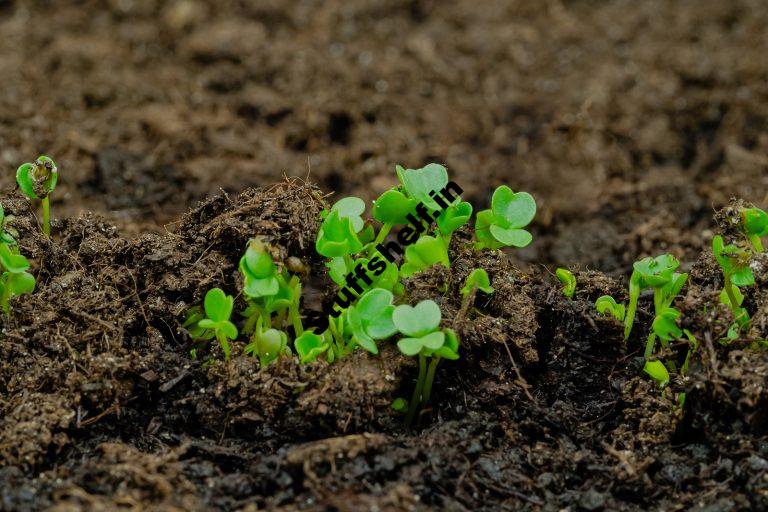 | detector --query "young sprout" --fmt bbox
[460,268,494,300]
[555,268,576,299]
[712,235,754,335]
[0,243,35,315]
[244,317,290,368]
[316,209,364,269]
[399,235,450,278]
[391,397,408,412]
[741,207,768,252]
[396,163,450,211]
[595,296,626,321]
[372,188,418,247]
[475,186,536,250]
[0,203,17,244]
[197,288,238,360]
[295,330,330,363]
[16,156,58,237]
[643,360,670,388]
[393,300,459,425]
[343,288,397,355]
